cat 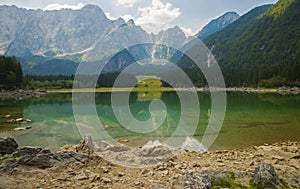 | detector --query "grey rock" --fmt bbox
[184,171,212,189]
[0,158,18,172]
[139,146,173,157]
[253,163,281,188]
[172,171,212,189]
[105,145,130,152]
[17,153,56,168]
[0,137,18,155]
[70,152,89,163]
[55,151,89,163]
[12,147,51,156]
